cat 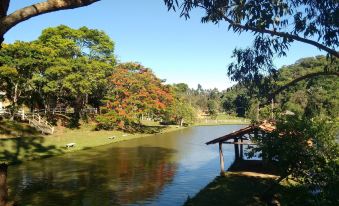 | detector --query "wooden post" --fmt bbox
[219,142,225,175]
[240,137,244,160]
[234,138,240,160]
[0,163,8,206]
[21,108,25,120]
[271,98,274,119]
[256,103,260,121]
